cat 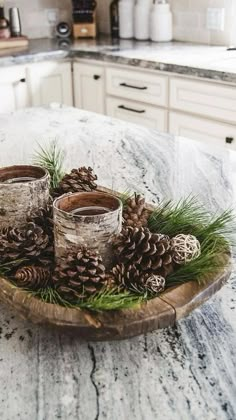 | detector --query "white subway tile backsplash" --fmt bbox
[2,0,236,45]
